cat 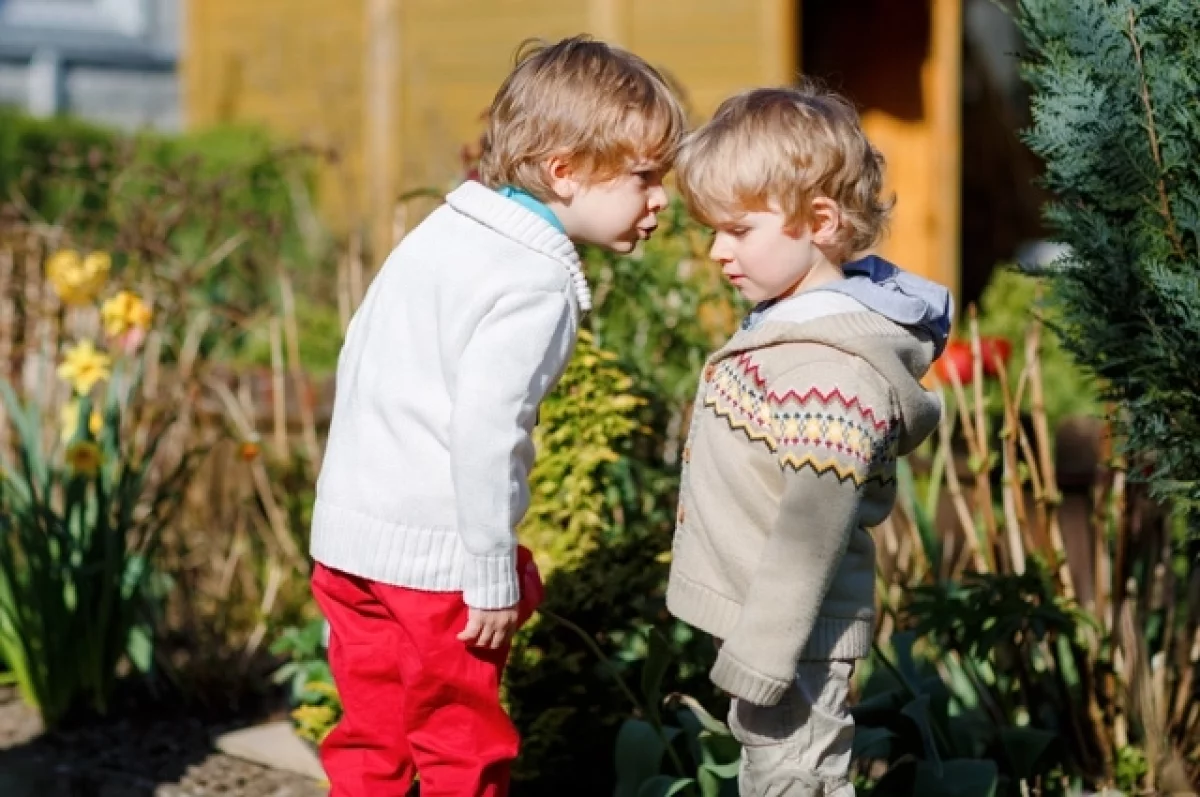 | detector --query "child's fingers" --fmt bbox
[459,608,518,648]
[483,618,508,649]
[480,626,503,650]
[493,618,517,649]
[477,619,506,650]
[456,613,483,643]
